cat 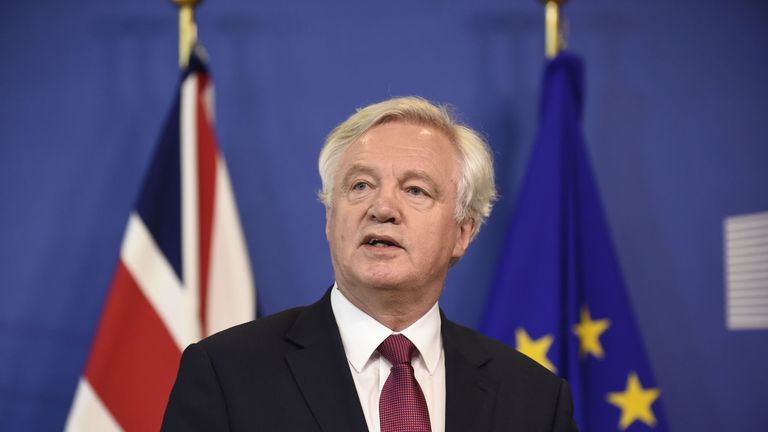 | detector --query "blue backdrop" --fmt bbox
[1,0,767,430]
